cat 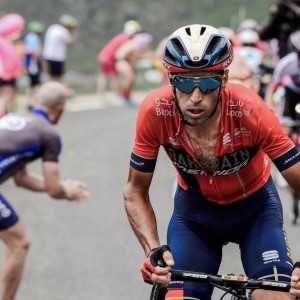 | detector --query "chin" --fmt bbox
[184,117,202,126]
